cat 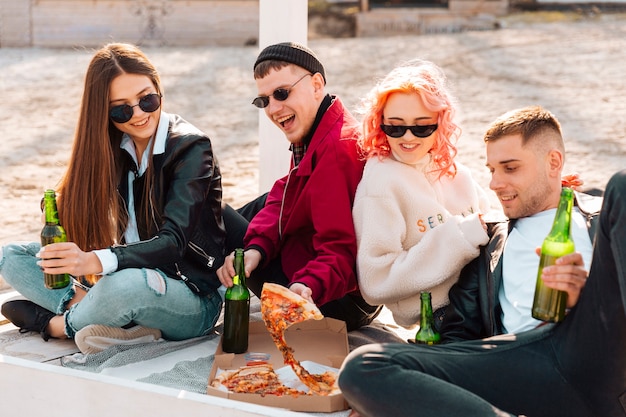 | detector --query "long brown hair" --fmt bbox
[57,43,163,250]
